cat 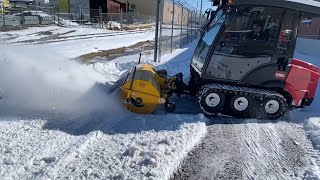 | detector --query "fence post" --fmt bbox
[158,0,163,62]
[180,5,183,48]
[2,2,5,27]
[120,10,123,30]
[191,12,193,40]
[69,0,72,21]
[58,8,60,25]
[21,7,24,26]
[99,6,102,28]
[80,7,83,27]
[192,12,195,39]
[187,10,189,44]
[192,12,194,39]
[200,0,203,29]
[154,0,161,62]
[126,0,128,24]
[170,0,175,53]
